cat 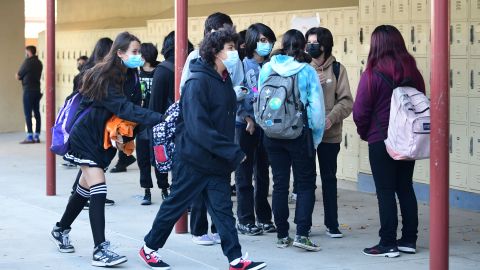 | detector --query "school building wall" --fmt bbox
[36,0,480,209]
[0,0,27,133]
